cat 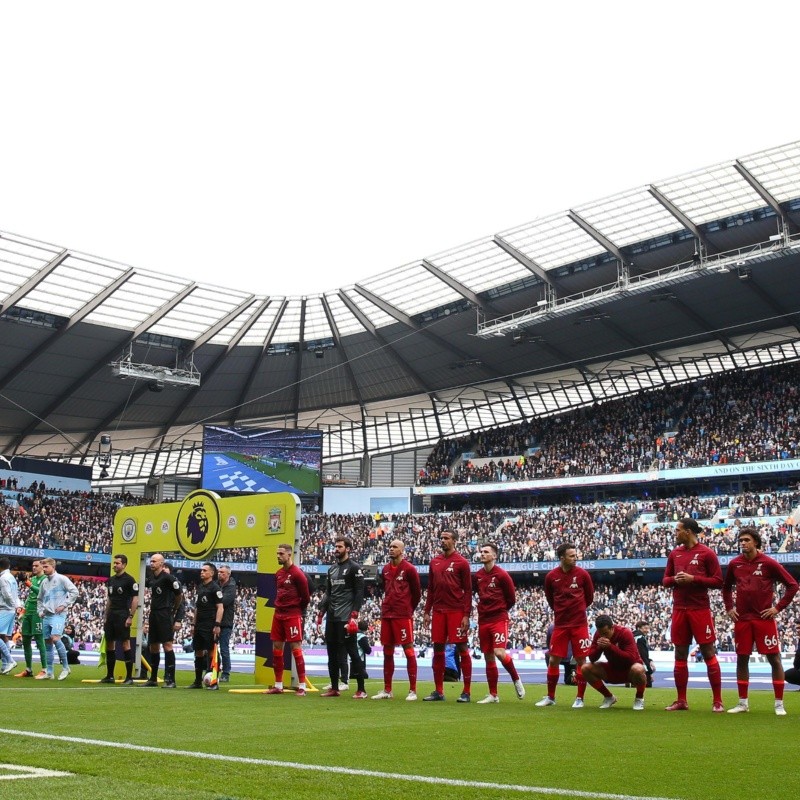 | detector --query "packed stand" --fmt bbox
[417,362,800,485]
